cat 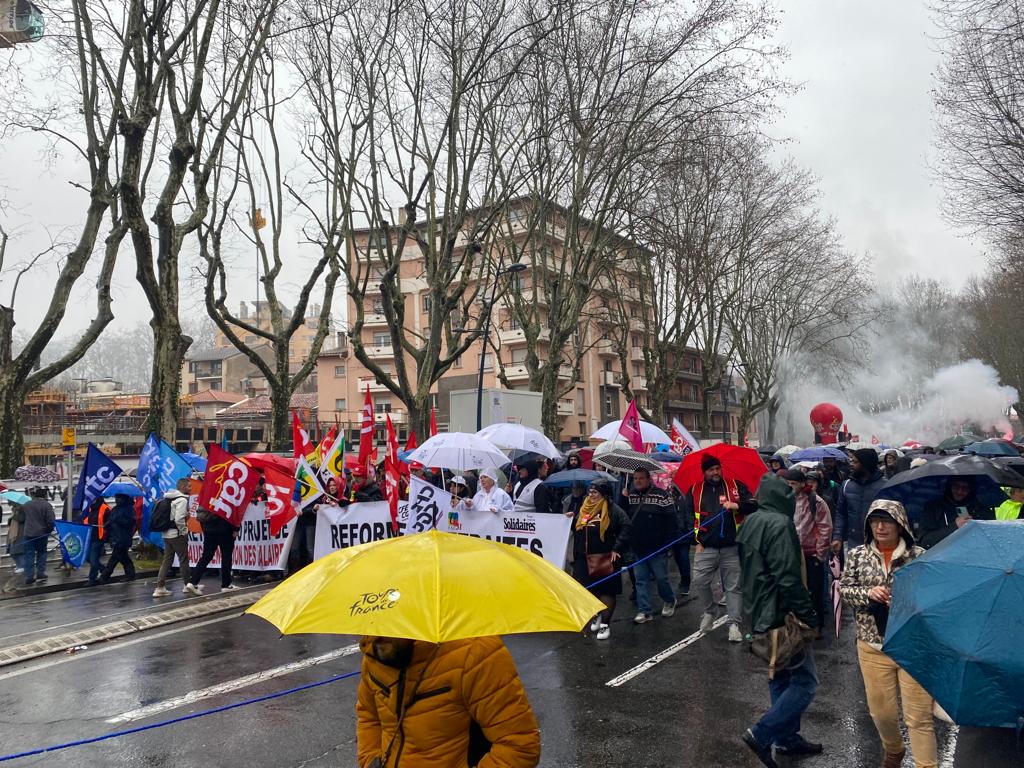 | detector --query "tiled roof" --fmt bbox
[187,390,246,405]
[216,392,318,416]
